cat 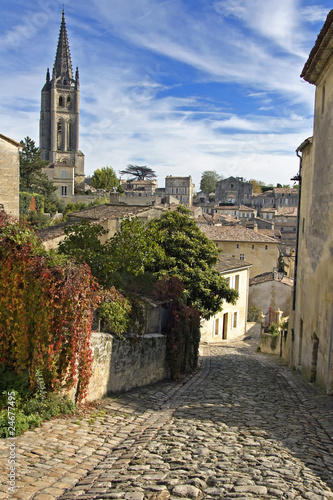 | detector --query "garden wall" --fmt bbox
[84,332,170,402]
